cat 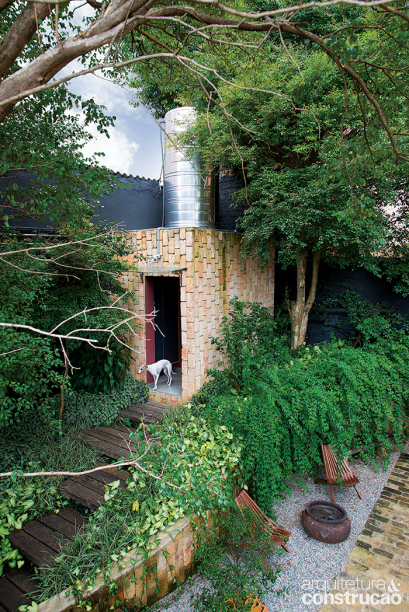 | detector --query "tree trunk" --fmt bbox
[288,251,321,349]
